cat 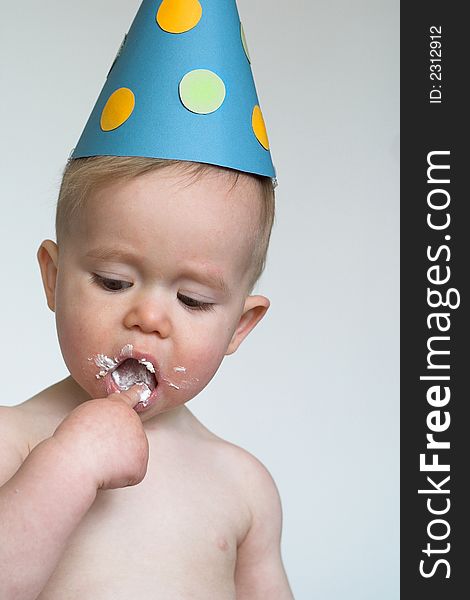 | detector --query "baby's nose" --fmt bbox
[123,297,171,338]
